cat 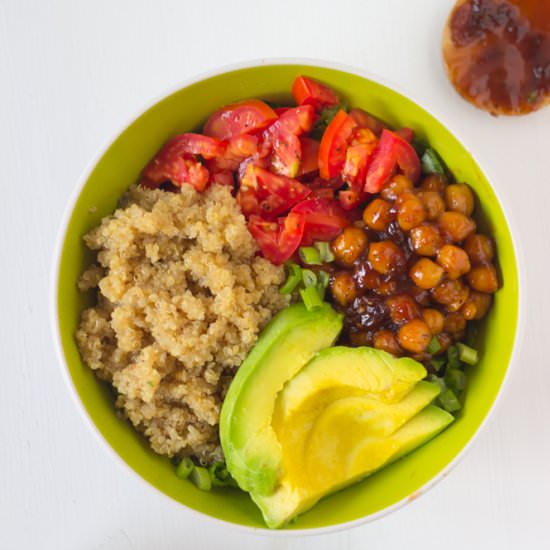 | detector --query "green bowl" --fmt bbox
[51,61,521,534]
